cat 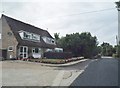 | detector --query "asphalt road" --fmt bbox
[55,59,93,70]
[70,58,118,86]
[1,58,118,86]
